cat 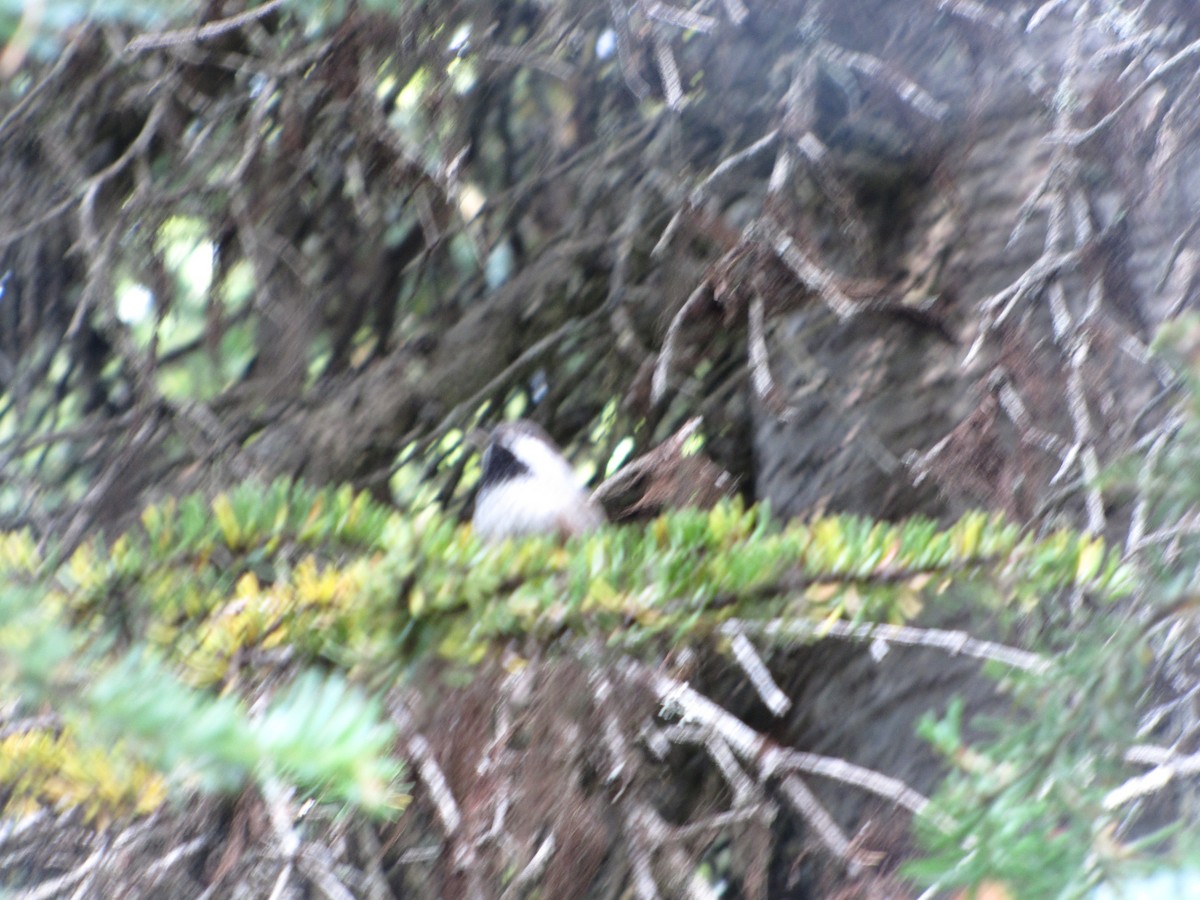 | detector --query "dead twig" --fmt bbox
[718,618,1050,674]
[125,0,288,53]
